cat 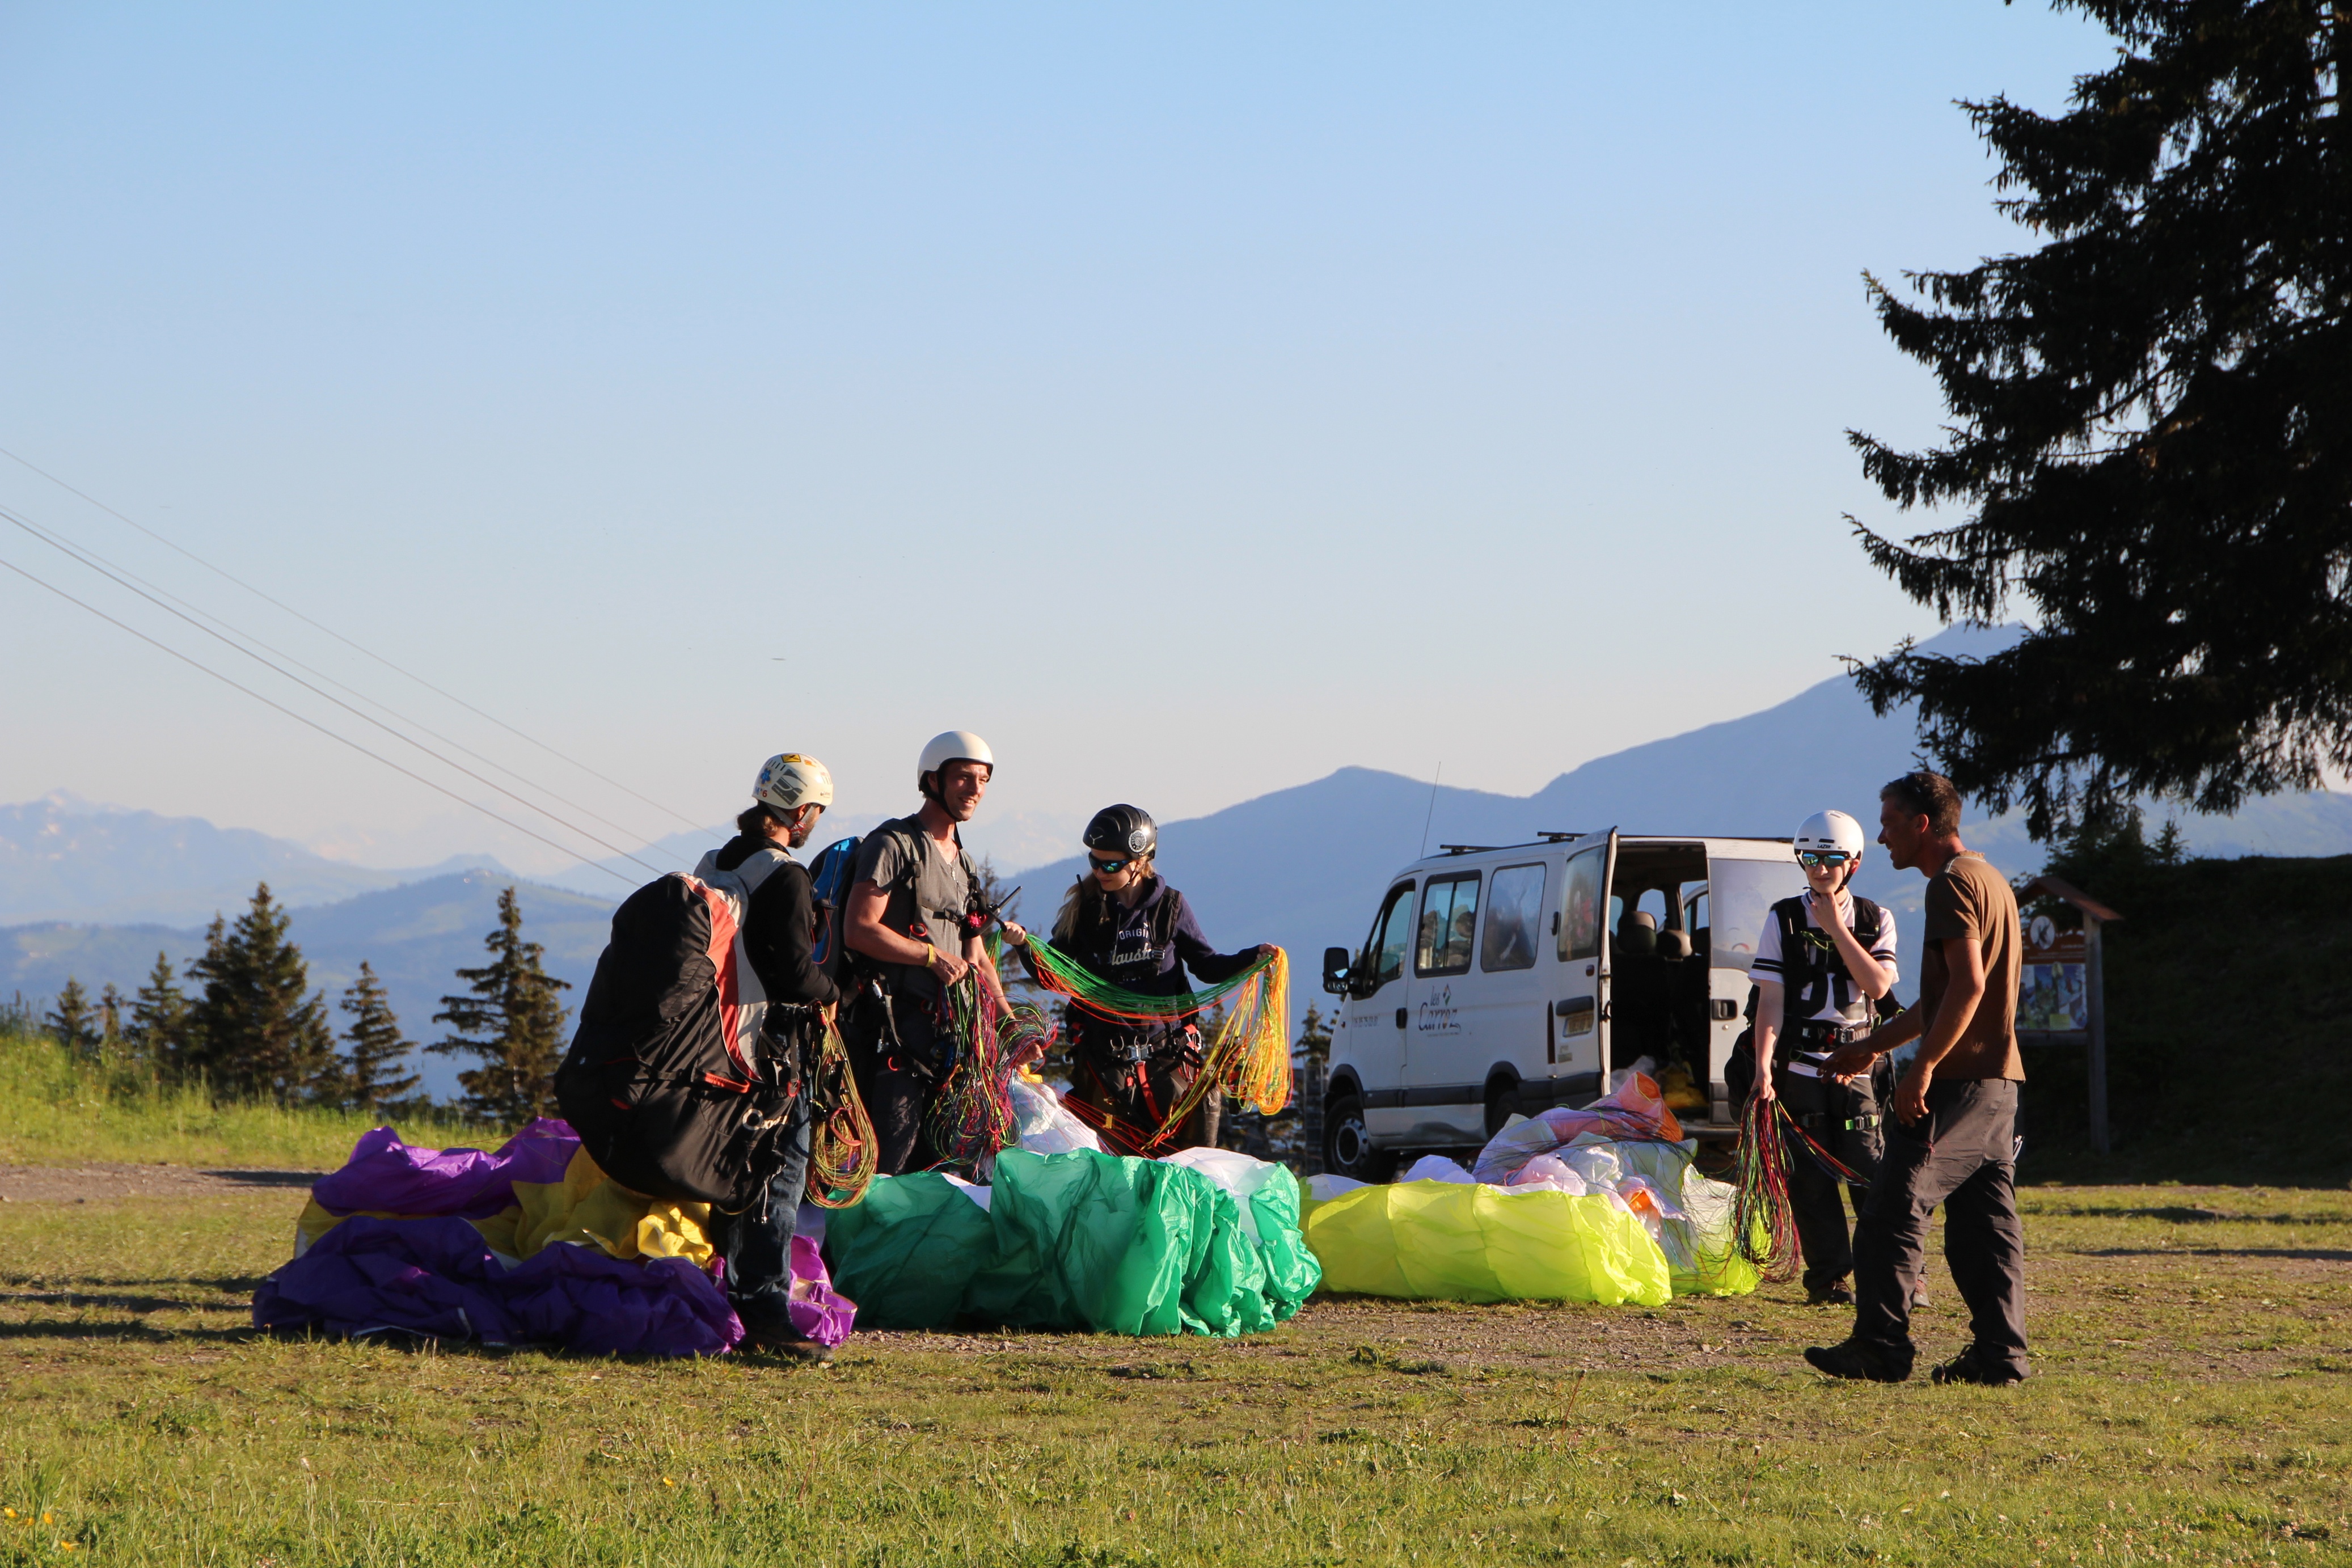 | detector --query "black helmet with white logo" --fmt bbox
[1082,804,1157,859]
